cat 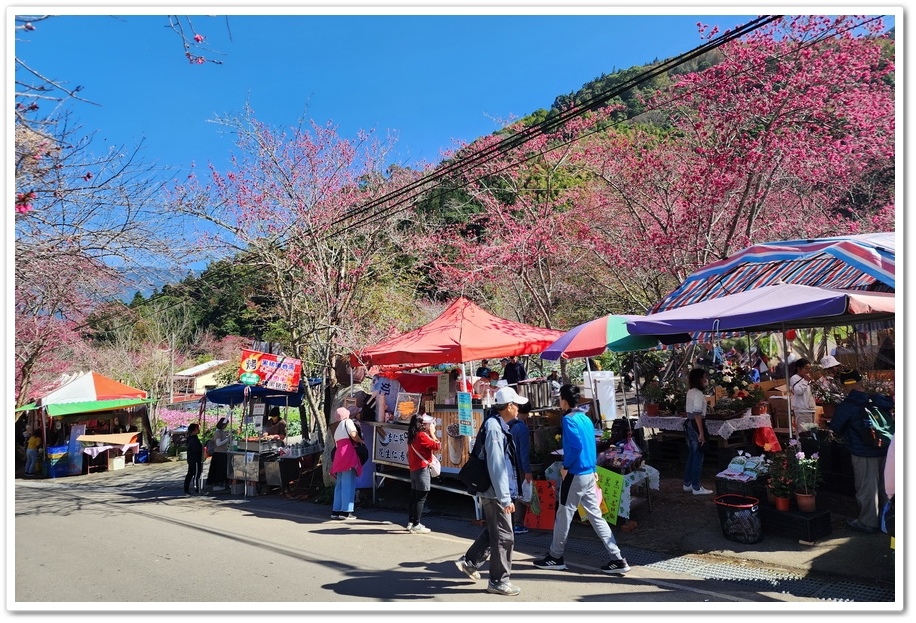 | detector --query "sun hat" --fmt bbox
[839,370,863,385]
[820,355,842,369]
[494,386,528,406]
[335,407,351,422]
